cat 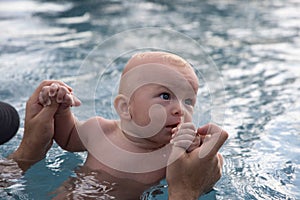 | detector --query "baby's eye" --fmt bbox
[184,98,193,106]
[160,93,171,100]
